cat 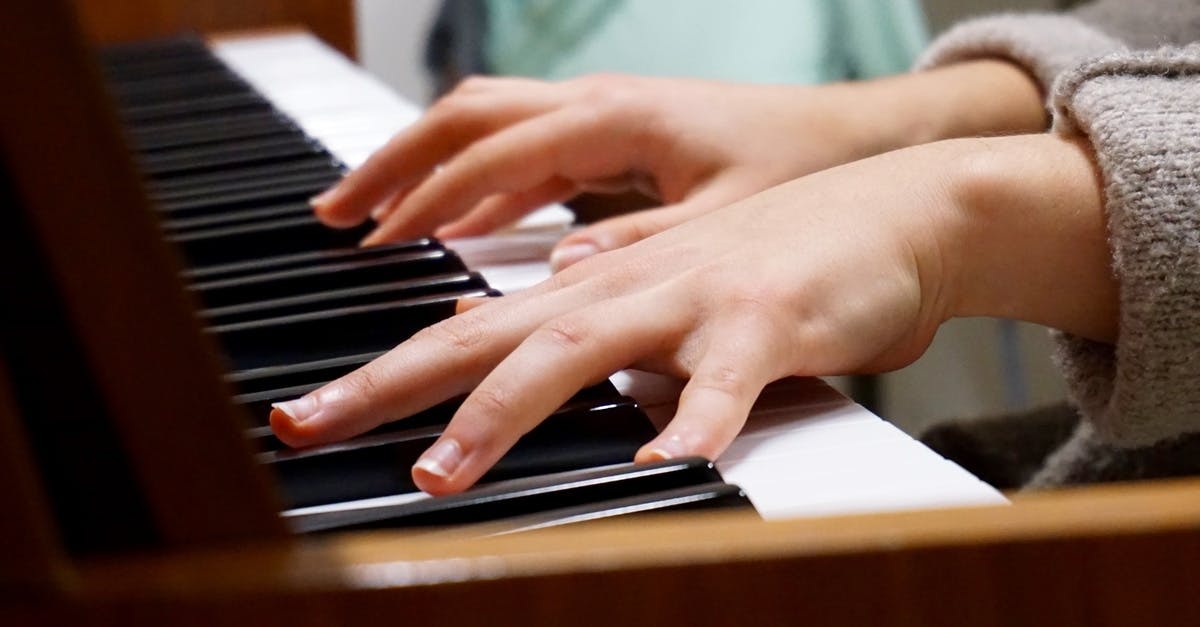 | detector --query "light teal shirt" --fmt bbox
[485,0,928,84]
